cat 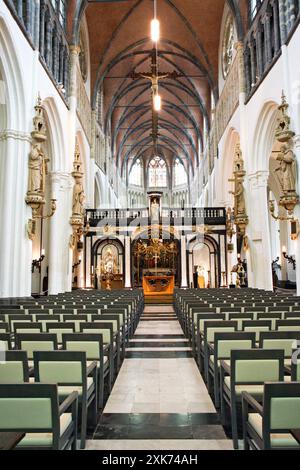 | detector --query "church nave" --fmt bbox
[86,305,232,451]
